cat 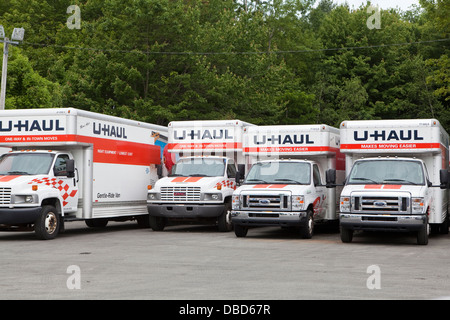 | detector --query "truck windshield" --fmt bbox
[0,153,55,175]
[169,158,226,177]
[348,160,425,185]
[245,162,311,185]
